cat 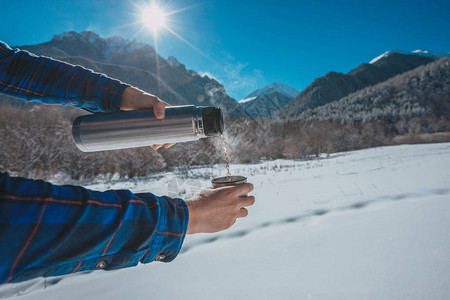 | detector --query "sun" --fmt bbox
[131,1,209,58]
[141,3,167,32]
